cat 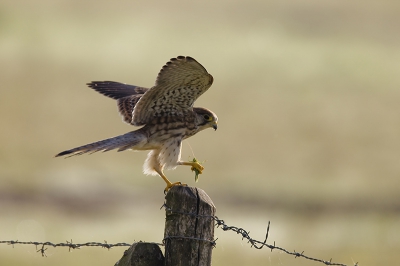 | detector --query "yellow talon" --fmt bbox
[155,168,187,193]
[164,181,187,194]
